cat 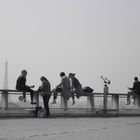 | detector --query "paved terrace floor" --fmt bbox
[0,117,139,140]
